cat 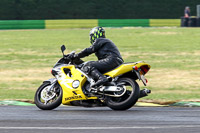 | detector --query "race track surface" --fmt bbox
[0,106,200,133]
